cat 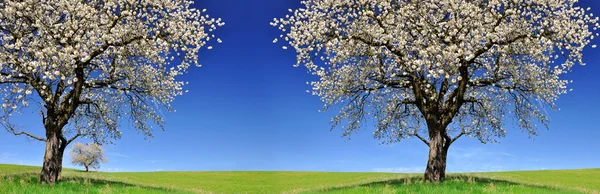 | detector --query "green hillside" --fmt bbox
[0,164,598,193]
